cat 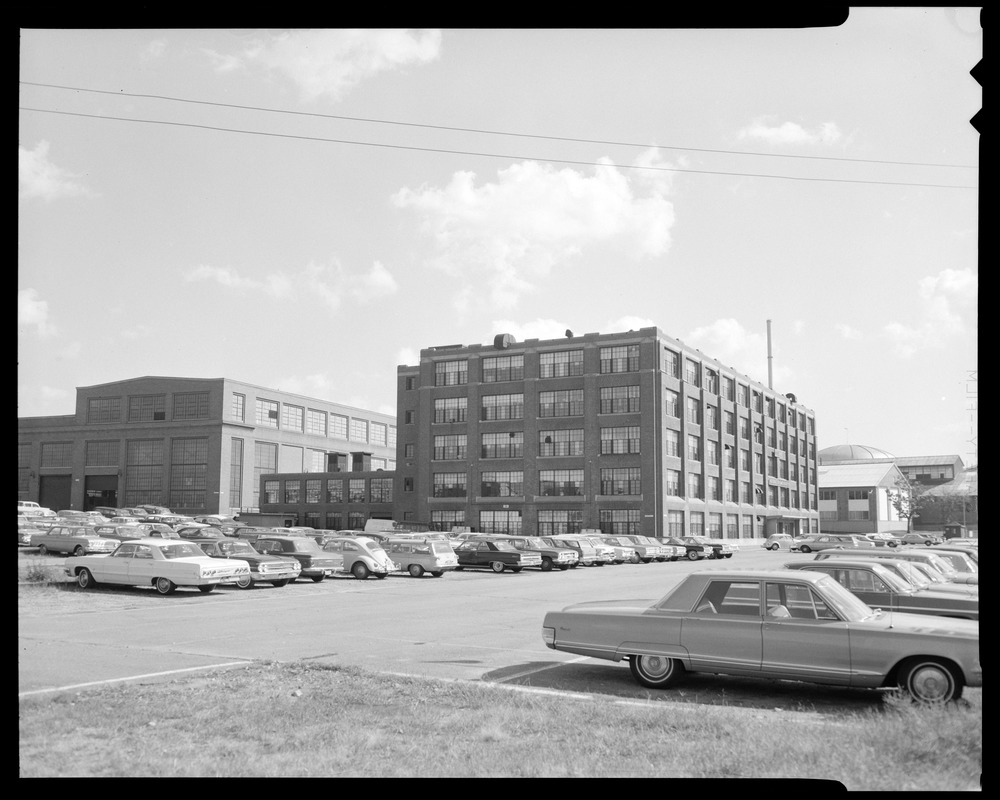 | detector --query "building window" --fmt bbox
[707,513,723,537]
[739,450,751,473]
[724,411,735,435]
[370,478,393,503]
[232,393,245,422]
[434,397,468,424]
[742,516,754,539]
[705,405,719,430]
[348,512,367,529]
[540,349,584,378]
[820,509,839,521]
[665,469,681,496]
[600,345,639,374]
[539,429,584,457]
[684,359,701,386]
[129,394,166,422]
[705,369,719,394]
[737,384,750,407]
[87,397,122,424]
[325,512,343,530]
[848,510,870,520]
[306,409,328,436]
[742,481,751,502]
[600,426,640,455]
[687,434,701,462]
[388,426,397,449]
[433,435,467,461]
[330,414,348,439]
[819,489,836,501]
[305,479,322,503]
[780,487,790,507]
[430,510,465,532]
[664,389,681,419]
[303,512,320,529]
[229,438,243,510]
[86,440,118,467]
[726,514,739,539]
[125,439,164,507]
[350,418,368,443]
[256,399,279,428]
[668,510,685,536]
[369,422,387,447]
[173,392,210,420]
[662,348,679,378]
[752,391,763,414]
[539,389,584,418]
[482,431,524,459]
[540,469,585,497]
[253,442,278,507]
[405,377,417,390]
[41,441,73,468]
[769,486,779,506]
[403,477,414,493]
[348,479,366,503]
[326,480,344,503]
[538,509,582,536]
[169,438,208,510]
[689,512,704,536]
[435,359,468,387]
[481,393,525,421]
[706,441,720,466]
[480,471,523,497]
[433,472,467,498]
[599,385,639,414]
[404,443,415,458]
[600,467,640,496]
[725,479,737,502]
[723,376,735,401]
[724,444,735,469]
[263,480,279,504]
[707,476,720,501]
[284,480,301,504]
[404,411,415,425]
[766,397,776,418]
[482,354,524,383]
[739,417,750,440]
[279,404,303,432]
[777,403,787,423]
[848,489,870,500]
[480,510,522,535]
[685,397,701,425]
[665,429,680,458]
[598,509,640,536]
[687,473,702,499]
